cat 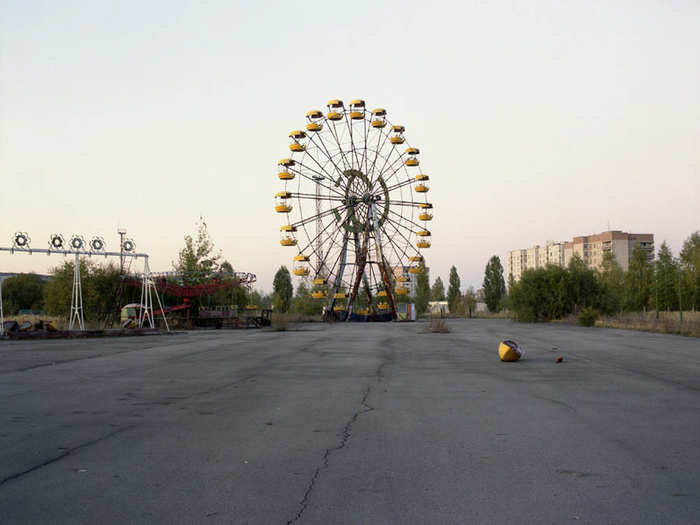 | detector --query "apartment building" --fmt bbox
[506,241,565,282]
[563,231,654,270]
[507,231,654,282]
